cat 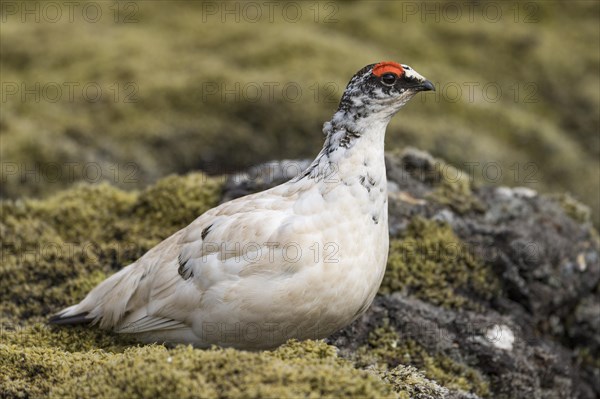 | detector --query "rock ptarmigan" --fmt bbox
[50,62,435,349]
